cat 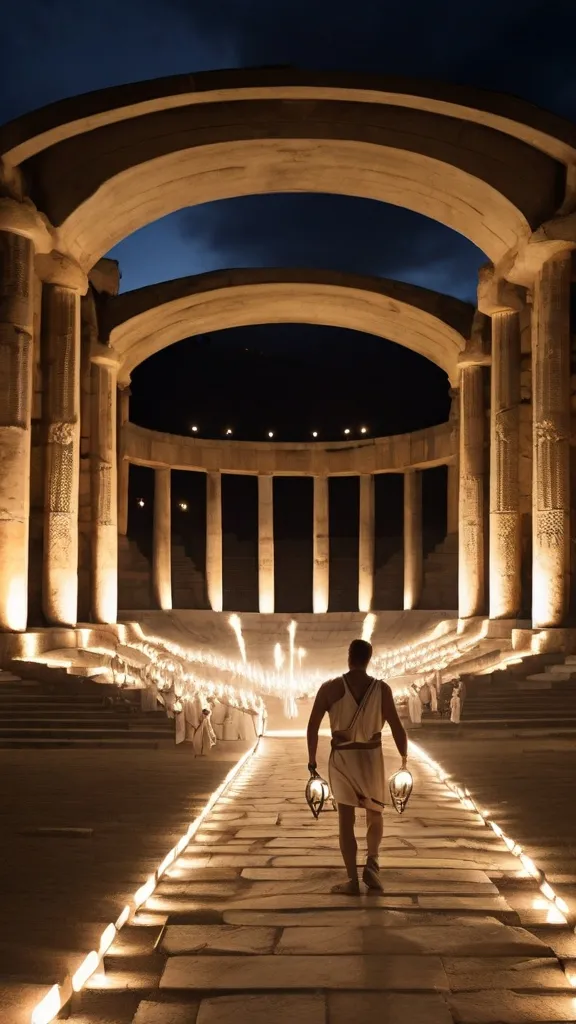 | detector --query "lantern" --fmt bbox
[305,770,331,819]
[389,768,413,814]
